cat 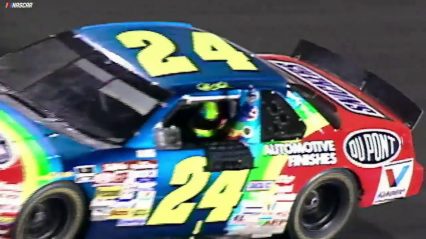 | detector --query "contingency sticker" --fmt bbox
[374,159,414,204]
[223,142,296,238]
[75,160,158,226]
[226,174,297,237]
